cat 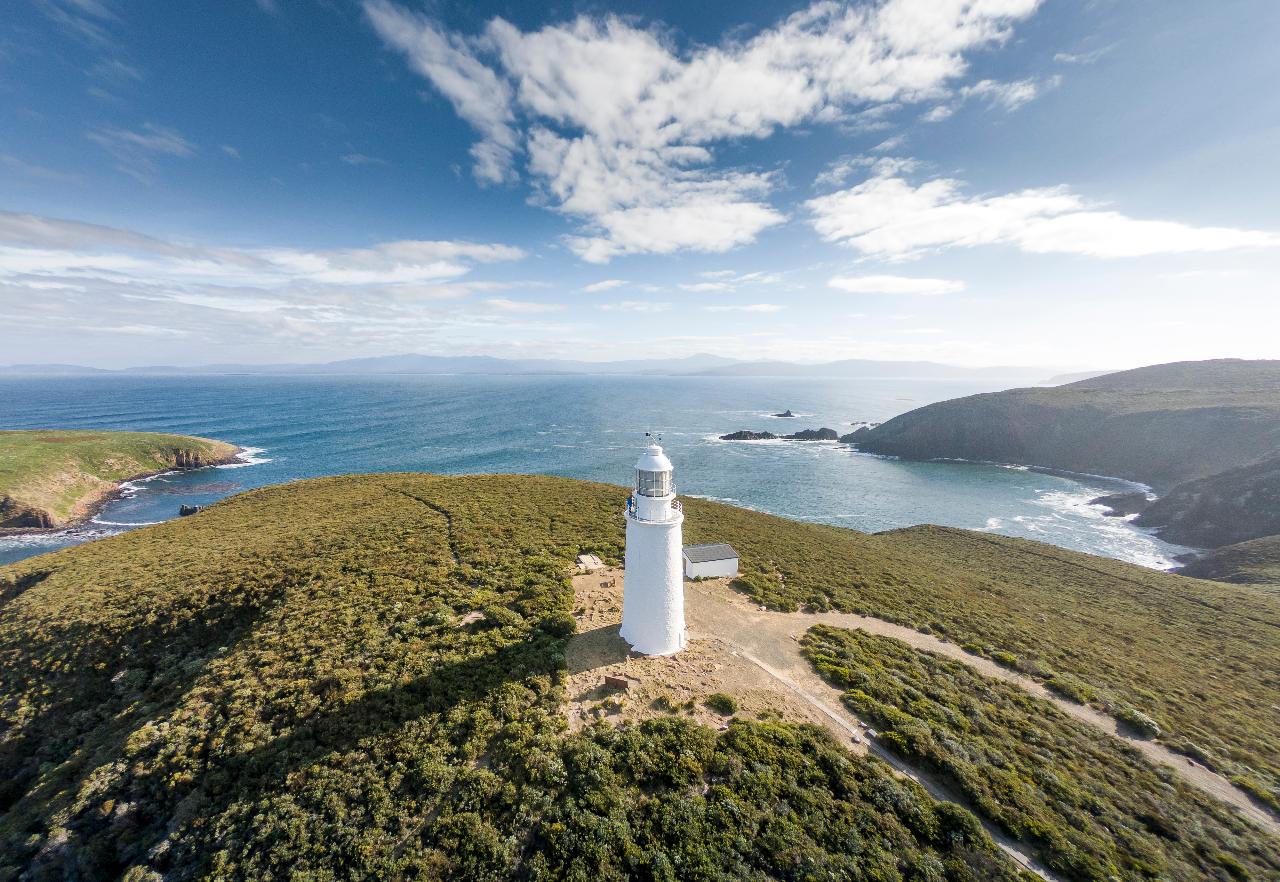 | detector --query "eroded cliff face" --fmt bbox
[0,497,55,529]
[0,441,240,532]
